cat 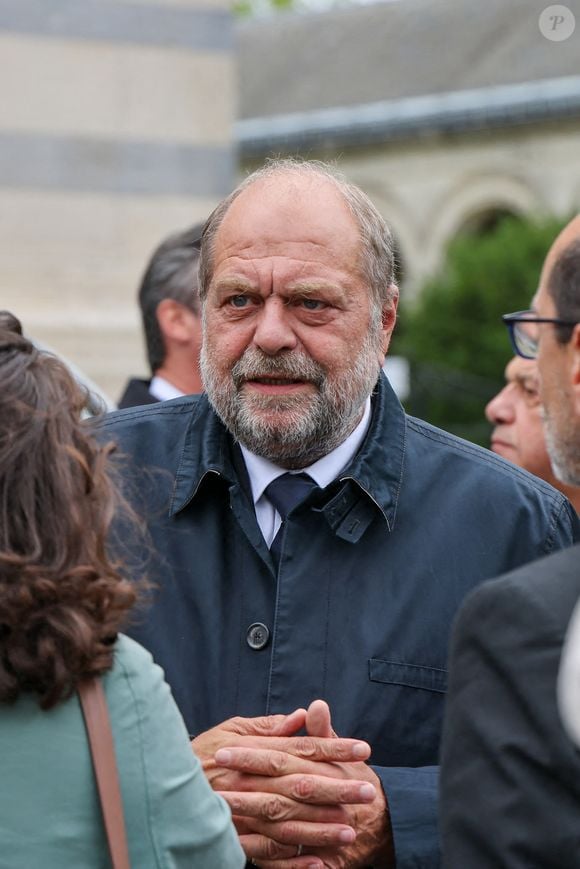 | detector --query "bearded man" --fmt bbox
[99,161,578,869]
